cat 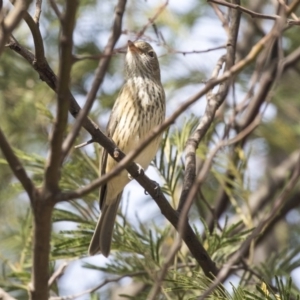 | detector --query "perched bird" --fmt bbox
[88,40,166,257]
